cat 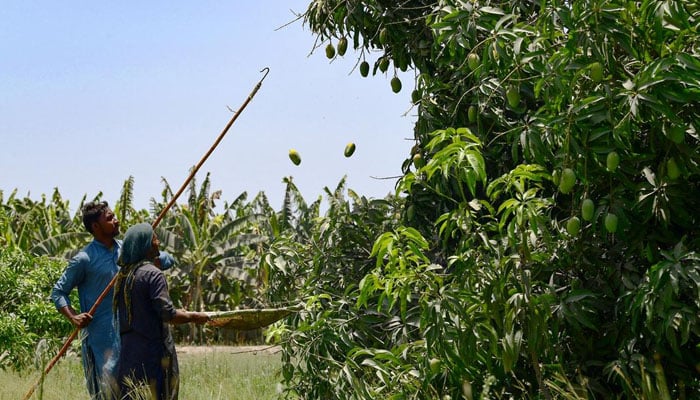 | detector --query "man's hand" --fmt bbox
[70,312,93,328]
[58,306,92,328]
[189,312,210,325]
